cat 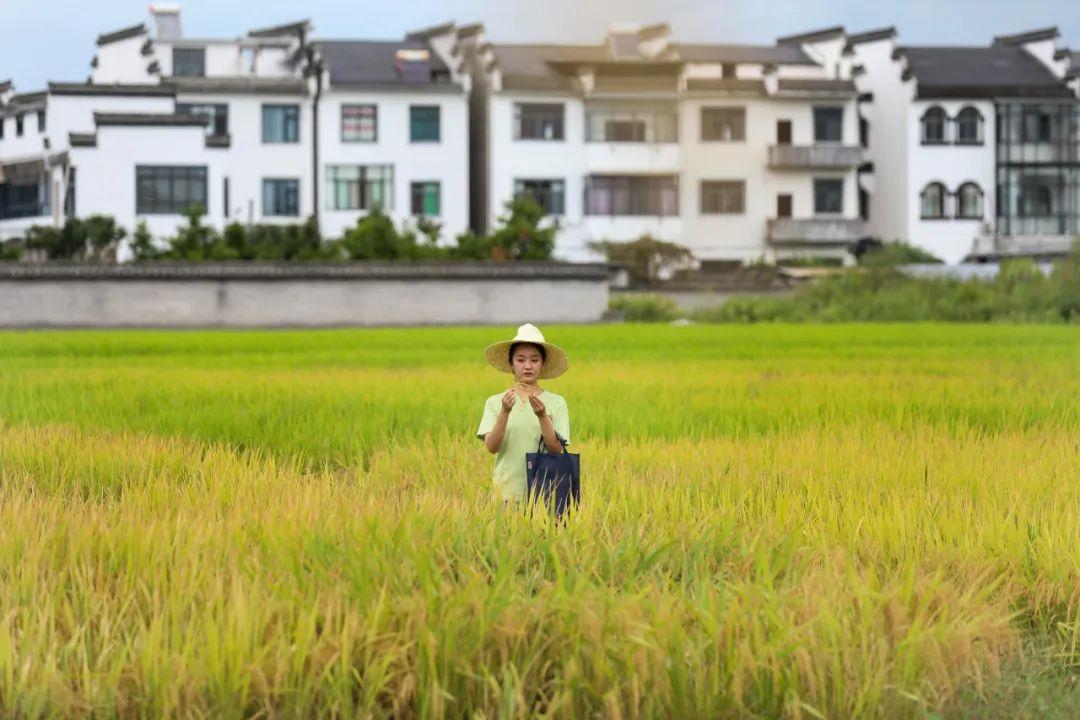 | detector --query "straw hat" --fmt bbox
[484,323,569,379]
